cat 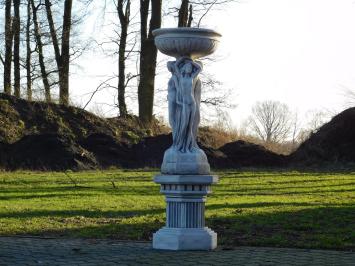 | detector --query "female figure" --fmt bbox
[167,61,178,141]
[172,57,202,153]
